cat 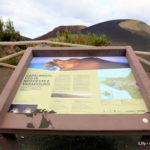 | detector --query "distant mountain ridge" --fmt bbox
[22,36,32,41]
[33,19,150,51]
[34,25,86,40]
[81,19,150,51]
